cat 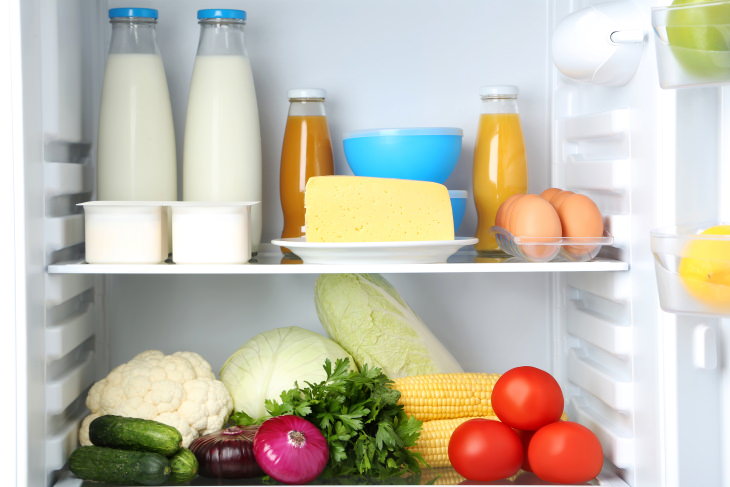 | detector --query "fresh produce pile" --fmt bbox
[231,358,423,479]
[69,273,606,485]
[77,350,232,447]
[69,415,198,485]
[447,366,603,484]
